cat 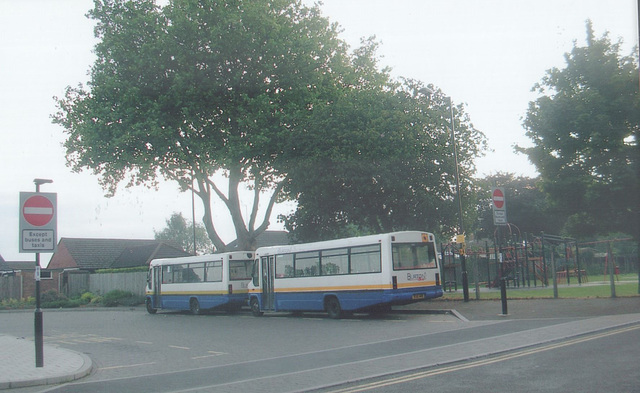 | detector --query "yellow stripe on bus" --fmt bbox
[270,282,437,293]
[145,290,249,296]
